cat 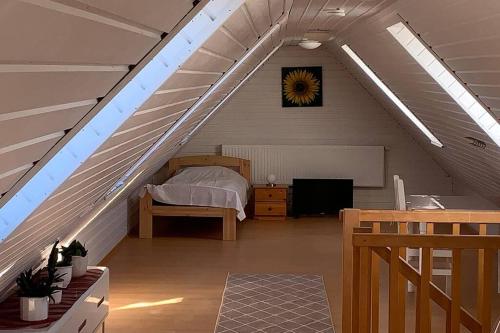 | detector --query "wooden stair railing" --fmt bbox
[341,209,500,333]
[352,233,499,333]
